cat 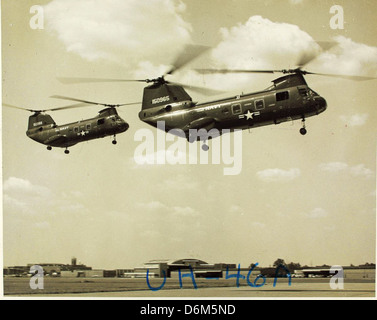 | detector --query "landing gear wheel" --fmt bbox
[64,149,70,154]
[112,135,117,145]
[201,144,209,151]
[47,146,52,151]
[300,118,307,135]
